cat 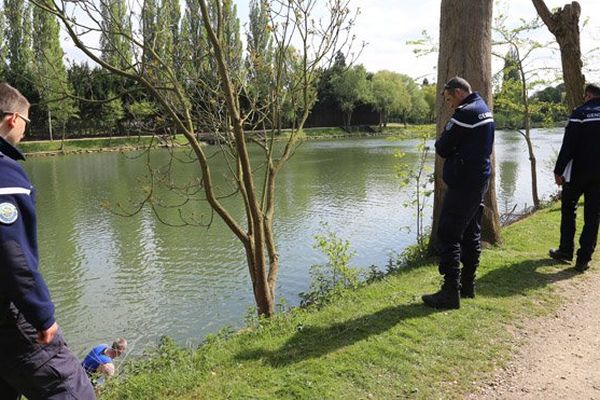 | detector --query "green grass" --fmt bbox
[98,204,590,399]
[19,136,158,154]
